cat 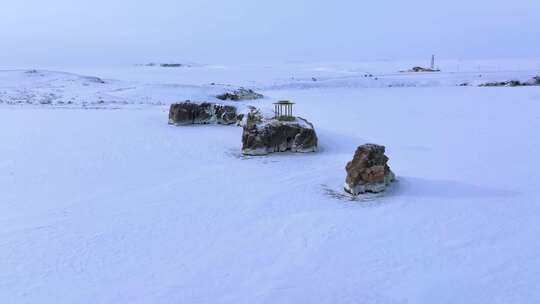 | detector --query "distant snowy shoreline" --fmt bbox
[1,59,539,108]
